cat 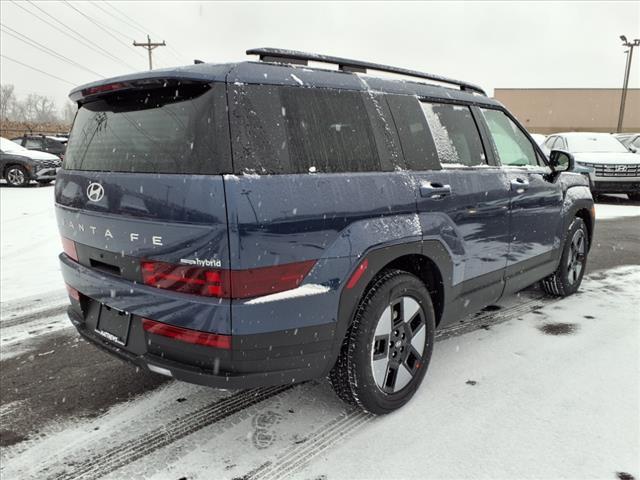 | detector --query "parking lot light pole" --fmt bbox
[617,35,640,133]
